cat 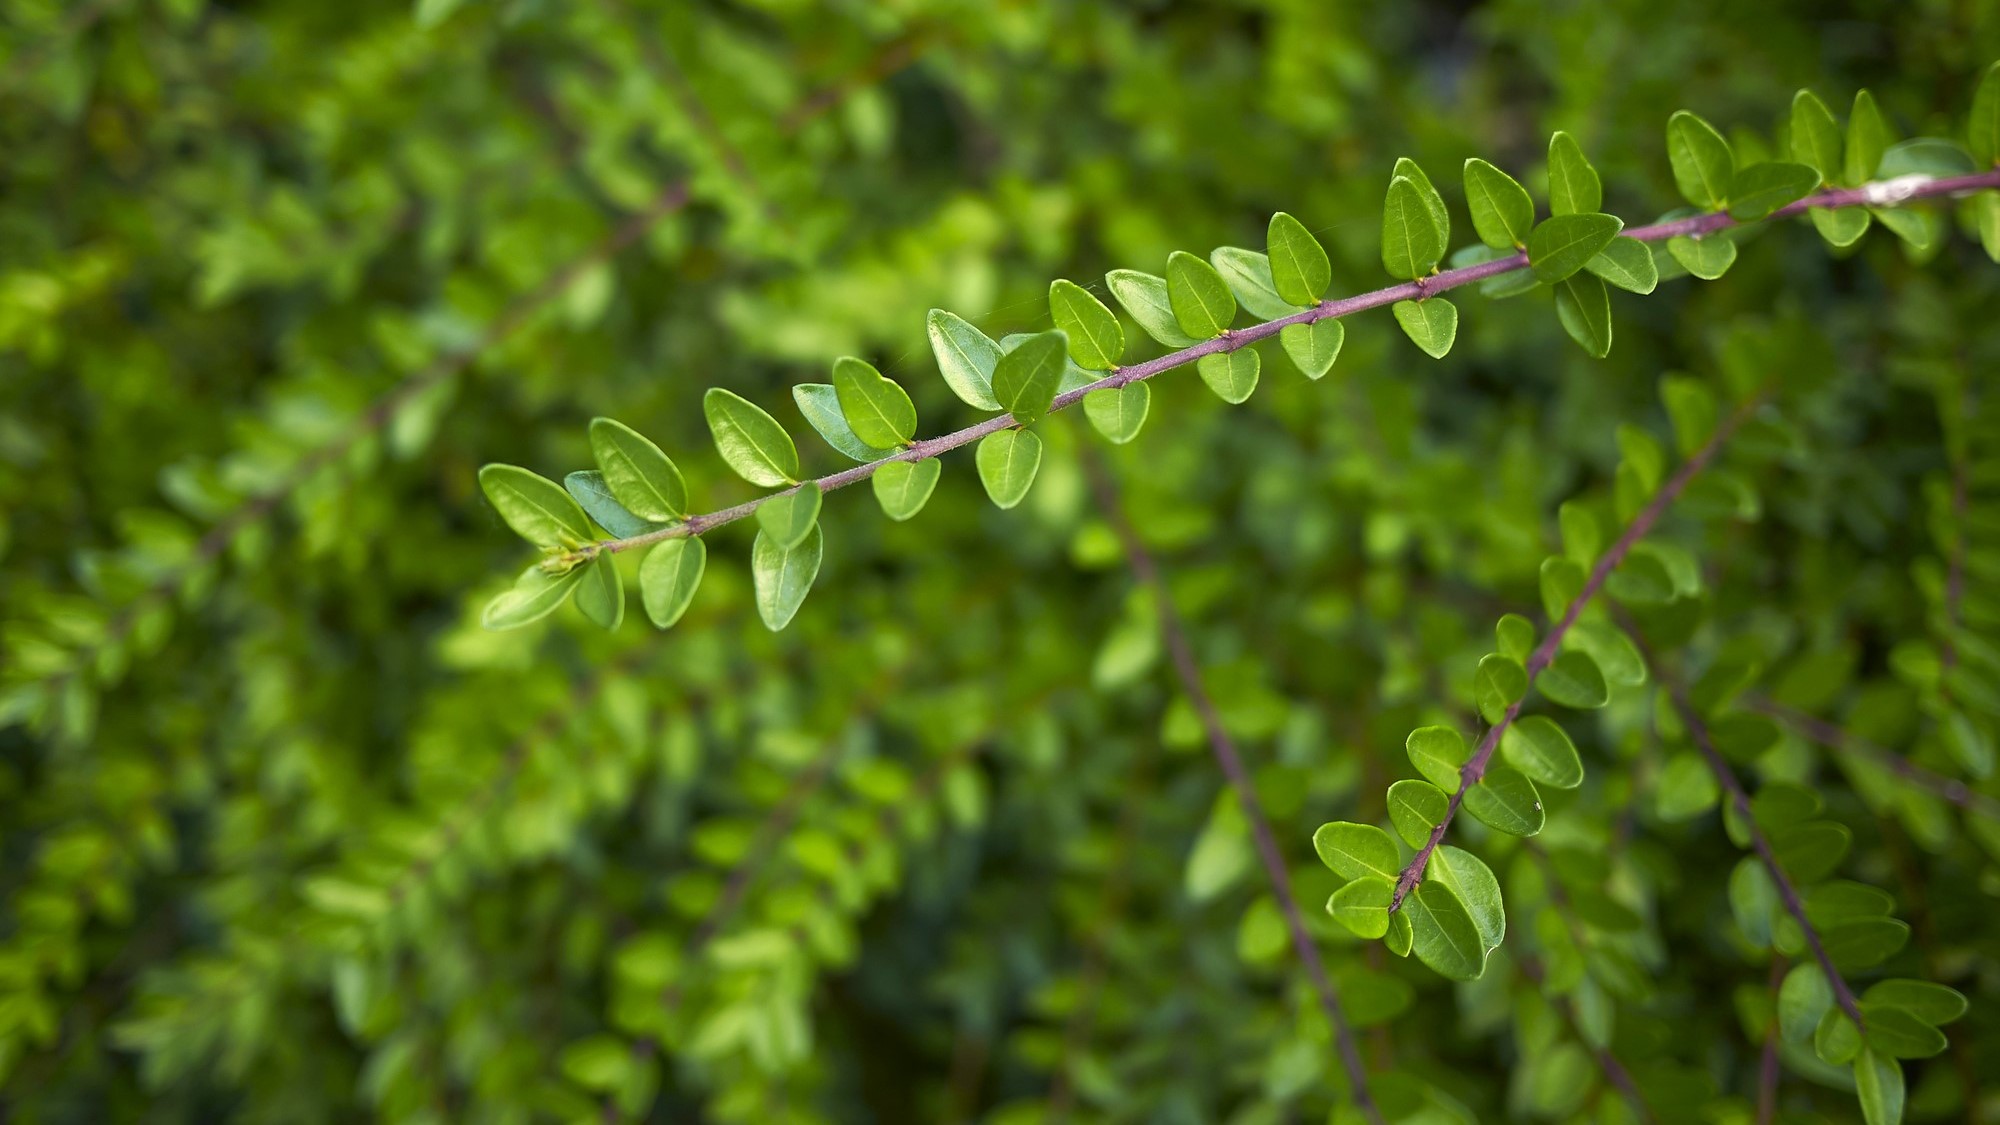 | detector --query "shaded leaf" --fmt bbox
[1501,716,1584,789]
[573,557,623,631]
[832,357,917,448]
[1585,237,1659,294]
[751,525,823,631]
[1106,269,1201,347]
[927,309,1004,411]
[483,565,584,630]
[793,383,895,462]
[1529,213,1623,282]
[639,538,705,628]
[1210,247,1307,320]
[991,330,1067,425]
